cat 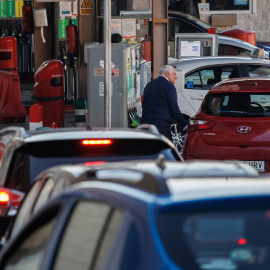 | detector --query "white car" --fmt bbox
[170,56,270,119]
[217,35,269,59]
[169,10,270,57]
